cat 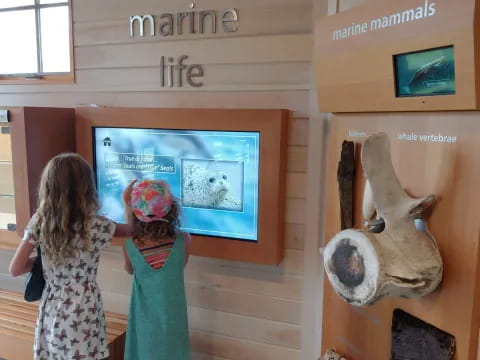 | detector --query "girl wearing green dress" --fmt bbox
[122,179,191,360]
